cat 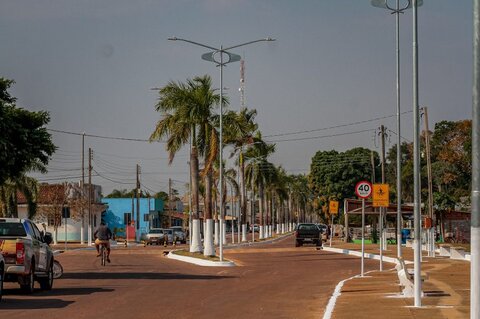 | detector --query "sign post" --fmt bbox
[62,207,70,251]
[355,181,372,277]
[373,184,390,271]
[329,201,339,247]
